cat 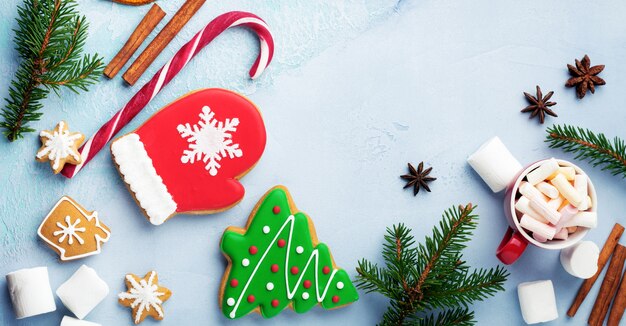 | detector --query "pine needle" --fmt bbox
[1,0,104,141]
[546,124,626,178]
[356,204,508,326]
